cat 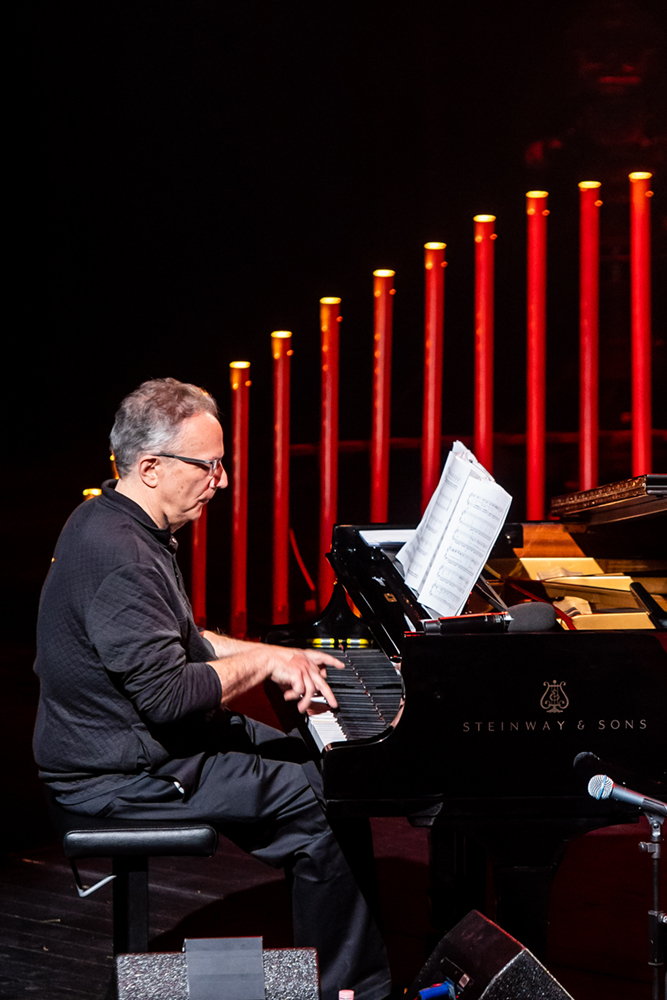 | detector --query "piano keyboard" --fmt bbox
[307,648,403,753]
